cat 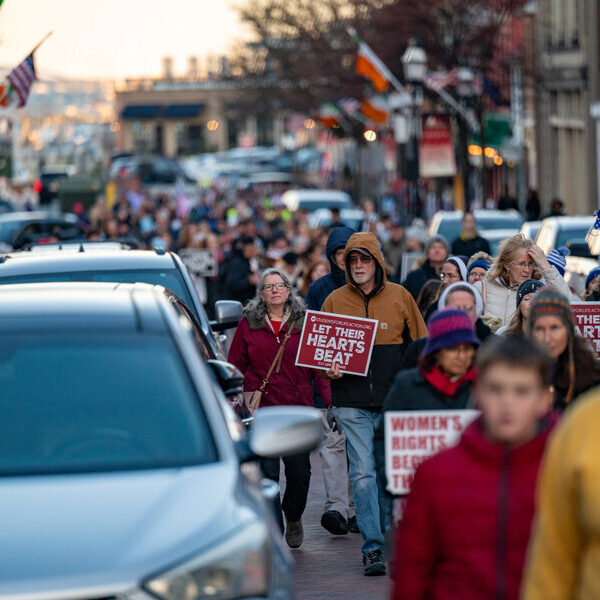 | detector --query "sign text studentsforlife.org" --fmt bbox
[571,302,600,357]
[384,409,480,495]
[294,310,378,377]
